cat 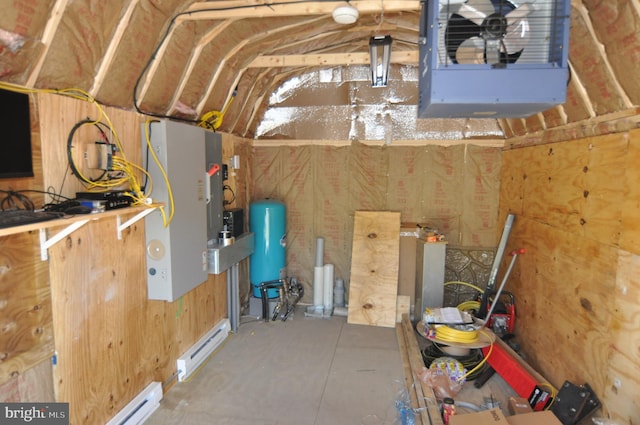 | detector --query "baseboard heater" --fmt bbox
[177,318,230,382]
[106,381,162,425]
